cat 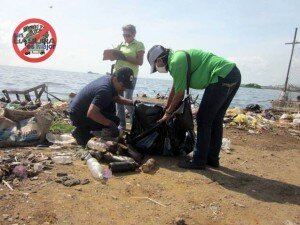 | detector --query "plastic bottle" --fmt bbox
[109,162,139,173]
[85,153,104,180]
[127,144,142,163]
[87,138,107,151]
[103,152,135,163]
[52,155,73,164]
